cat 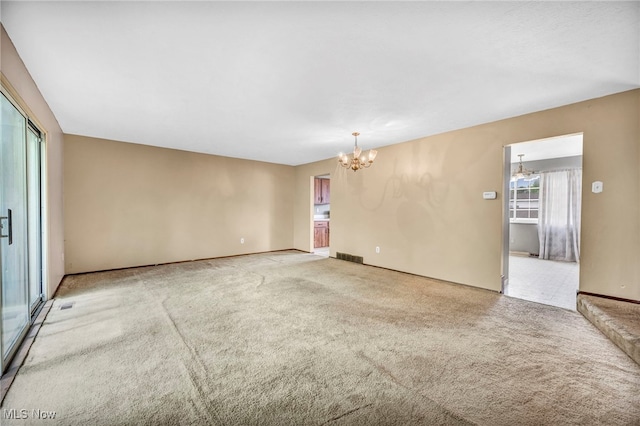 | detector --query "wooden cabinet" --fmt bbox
[314,221,330,248]
[314,178,322,204]
[314,178,330,204]
[321,179,330,204]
